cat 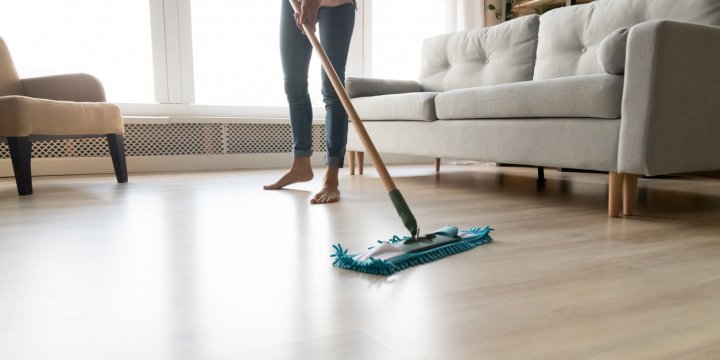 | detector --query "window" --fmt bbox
[1,0,456,112]
[0,0,155,103]
[190,0,324,108]
[368,0,450,80]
